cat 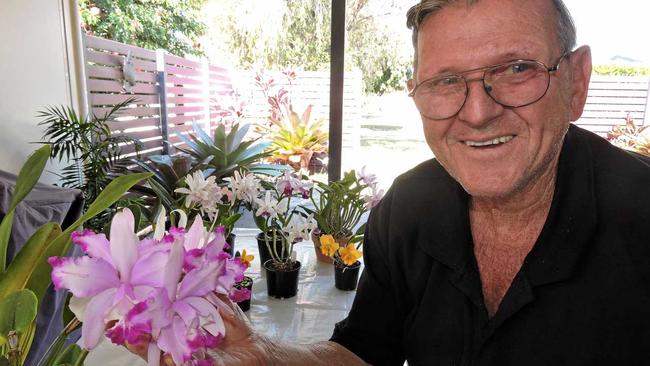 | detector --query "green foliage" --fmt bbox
[0,290,37,344]
[38,98,142,231]
[304,170,369,240]
[207,0,412,94]
[176,122,282,180]
[79,0,207,57]
[0,146,151,364]
[51,344,87,366]
[593,64,650,76]
[130,153,210,227]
